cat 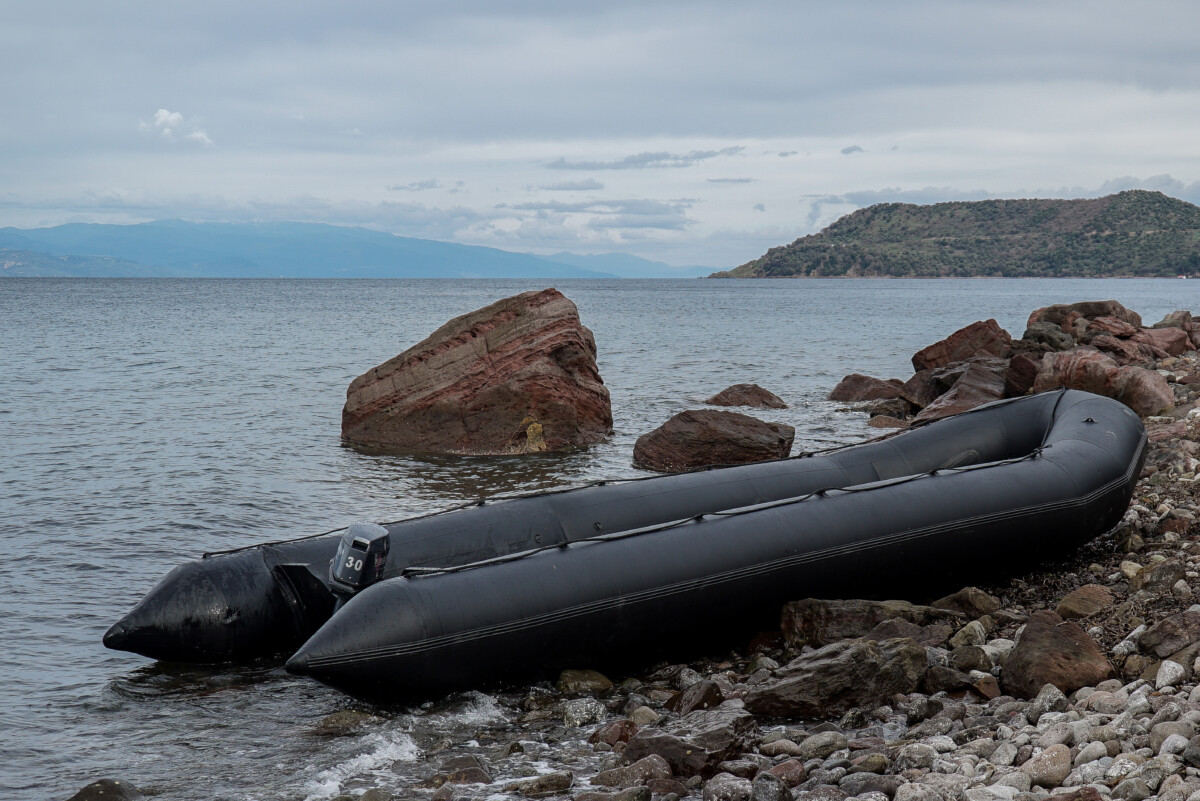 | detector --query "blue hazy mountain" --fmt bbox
[0,220,622,279]
[536,252,711,279]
